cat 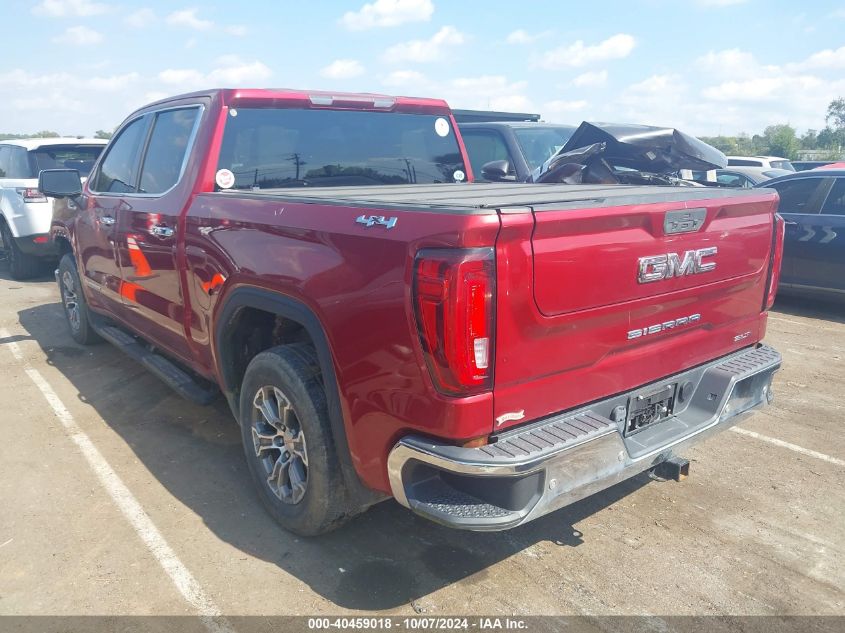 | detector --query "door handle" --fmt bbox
[151,224,174,238]
[99,215,116,226]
